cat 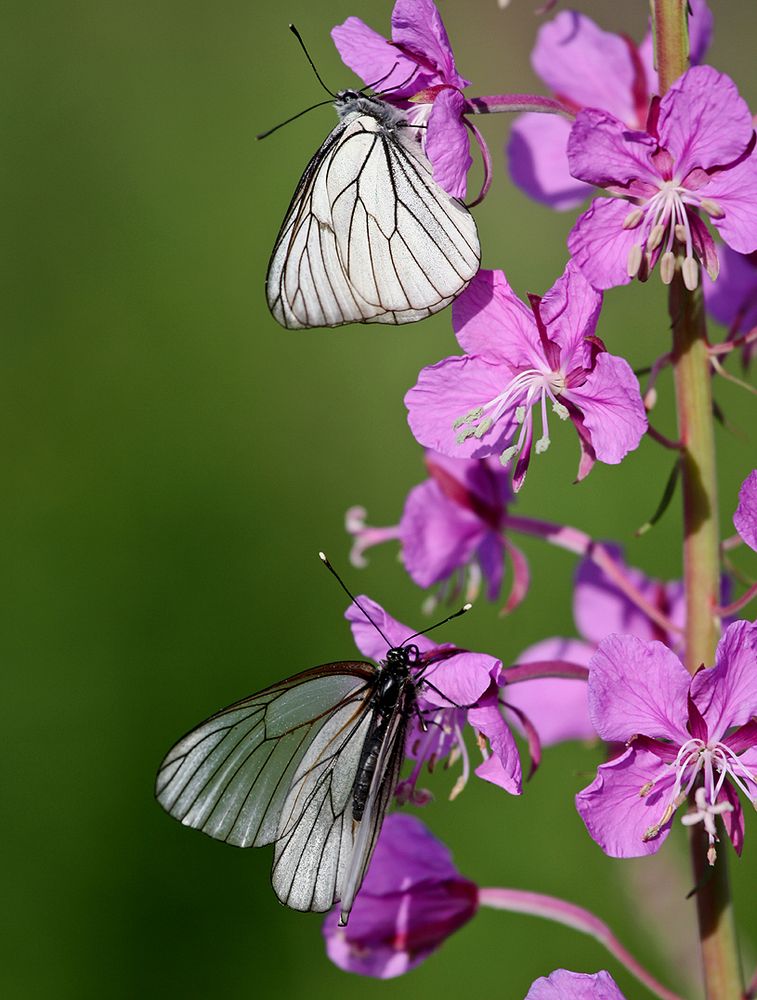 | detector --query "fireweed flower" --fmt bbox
[404,263,647,491]
[507,2,712,211]
[346,451,527,610]
[332,0,477,199]
[525,969,626,1000]
[567,65,757,292]
[576,620,757,864]
[734,469,757,551]
[322,813,478,978]
[347,595,524,798]
[508,547,685,746]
